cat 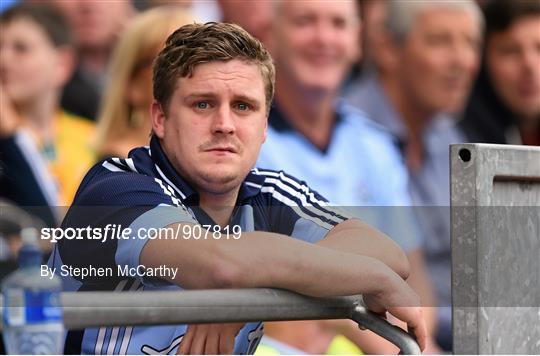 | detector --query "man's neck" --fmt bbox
[379,72,433,173]
[274,76,337,151]
[379,73,432,139]
[17,92,59,144]
[199,188,240,227]
[79,46,111,78]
